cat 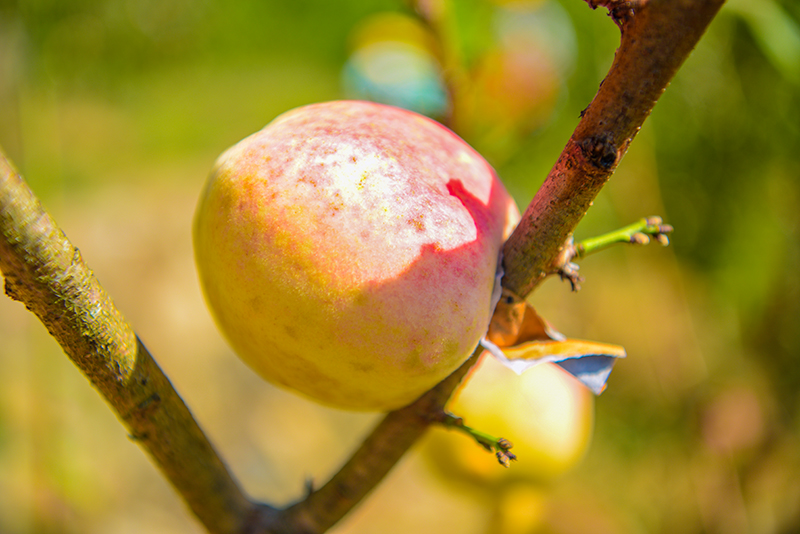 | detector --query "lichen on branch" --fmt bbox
[0,150,257,534]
